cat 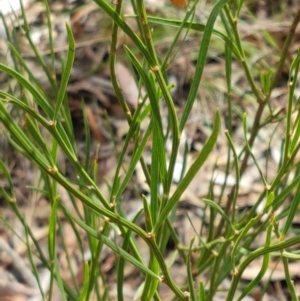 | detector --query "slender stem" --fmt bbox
[223,5,263,103]
[270,5,300,90]
[110,0,132,122]
[135,0,180,198]
[216,4,300,239]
